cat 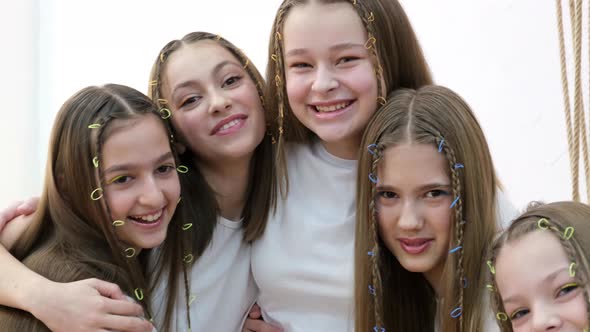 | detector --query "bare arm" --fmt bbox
[0,199,153,332]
